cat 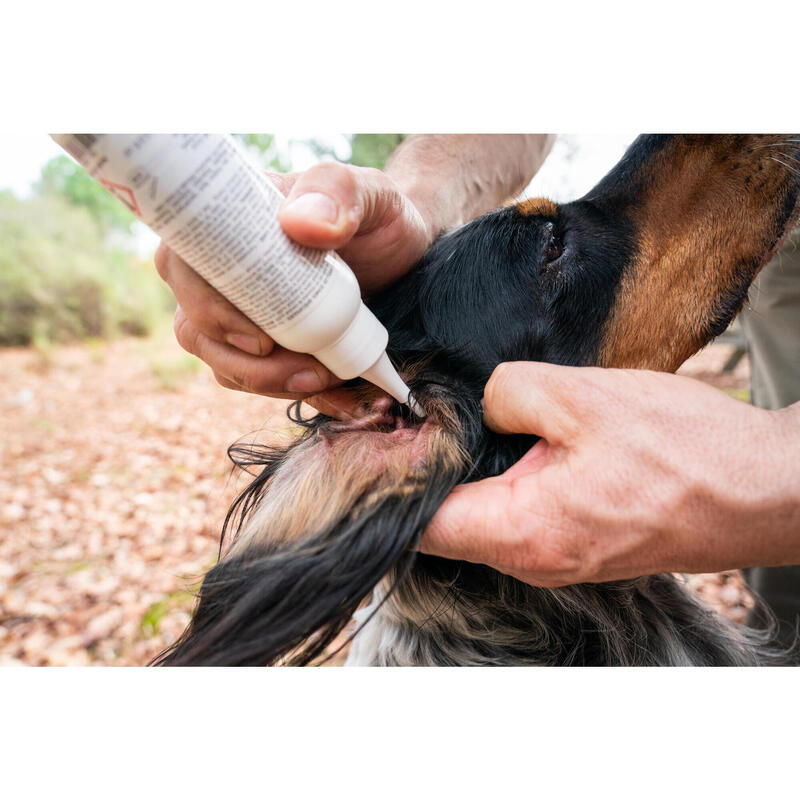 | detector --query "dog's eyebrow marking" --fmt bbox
[516,197,558,217]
